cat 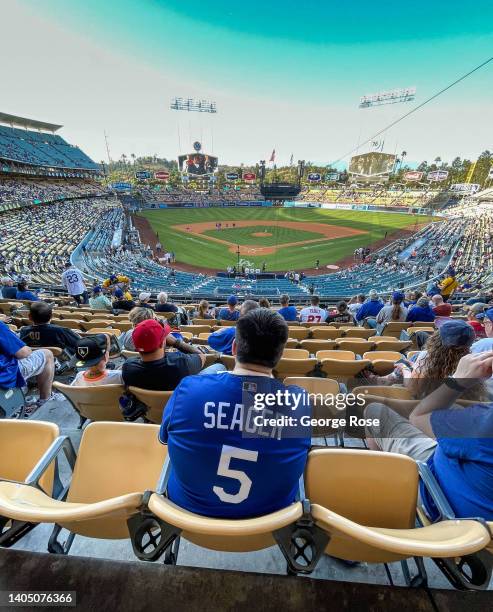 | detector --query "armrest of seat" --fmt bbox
[416,460,455,521]
[311,504,491,558]
[25,435,77,499]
